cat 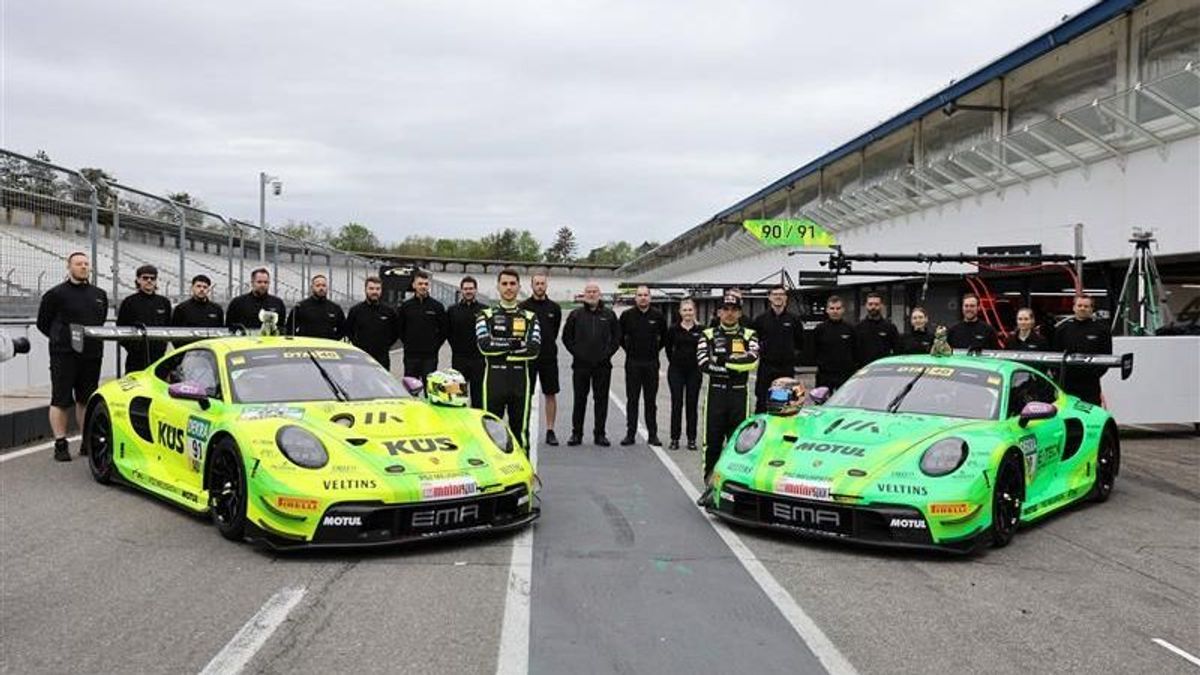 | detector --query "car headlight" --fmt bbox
[920,437,967,476]
[483,416,514,454]
[275,426,328,469]
[734,418,766,454]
